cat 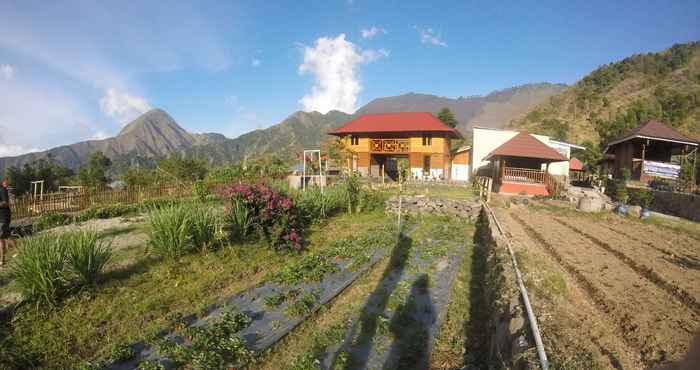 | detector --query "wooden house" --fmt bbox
[603,120,698,183]
[328,112,461,181]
